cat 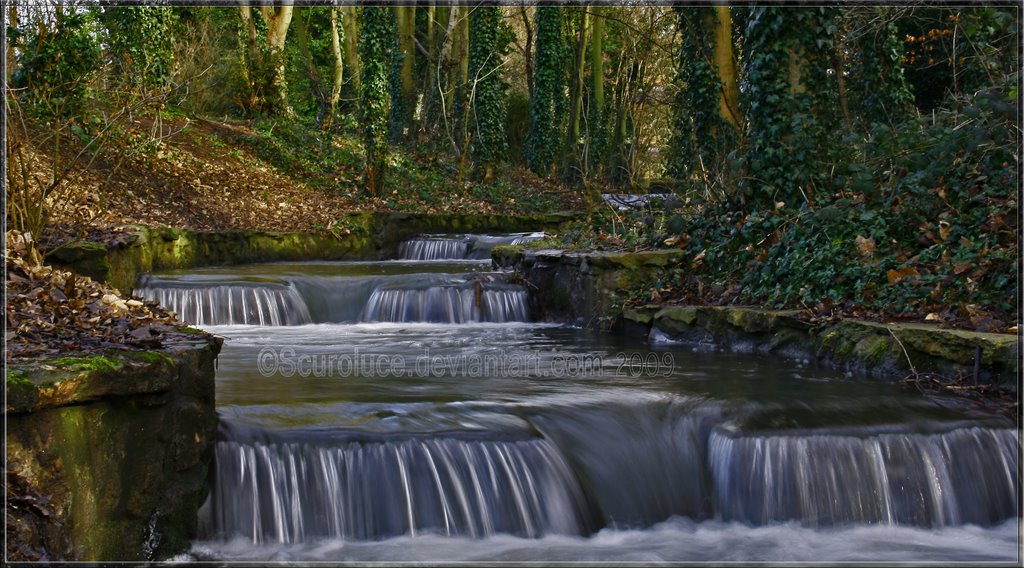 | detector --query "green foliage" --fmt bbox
[681,87,1017,320]
[285,7,338,123]
[525,7,569,176]
[666,8,736,198]
[740,7,840,209]
[13,11,103,119]
[469,6,510,169]
[359,6,393,195]
[849,12,913,127]
[503,91,530,166]
[100,6,175,94]
[236,118,361,191]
